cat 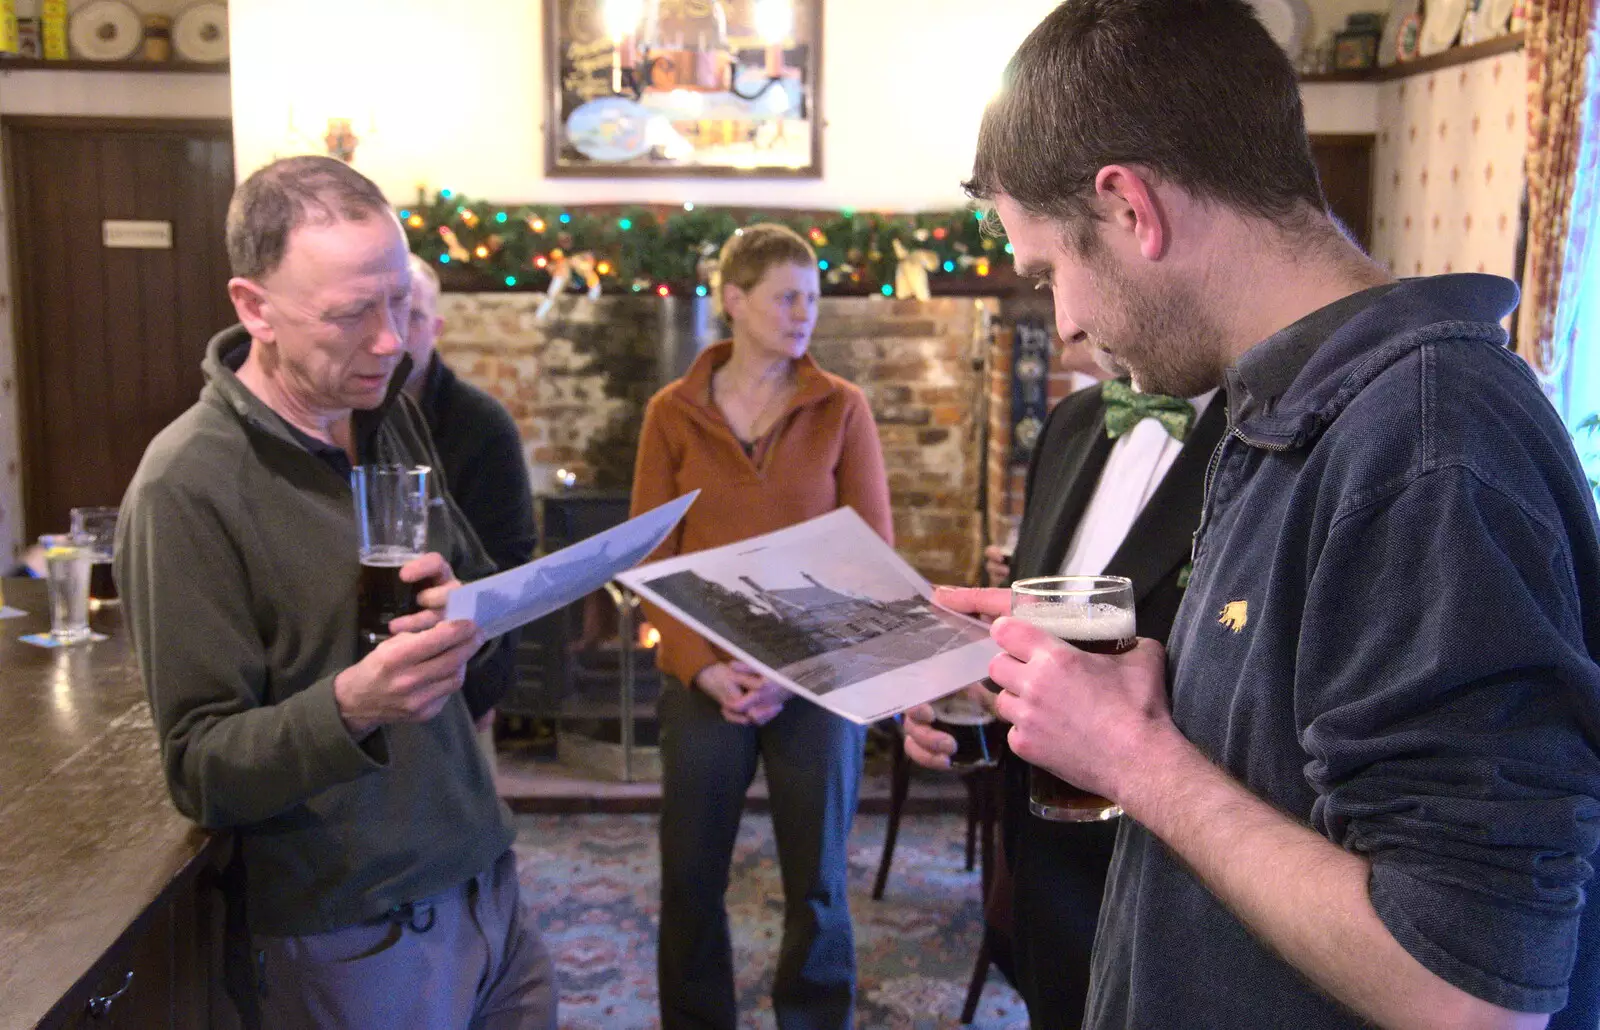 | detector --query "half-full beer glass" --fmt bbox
[69,506,120,607]
[930,689,998,770]
[40,533,93,645]
[351,464,430,652]
[1010,575,1136,822]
